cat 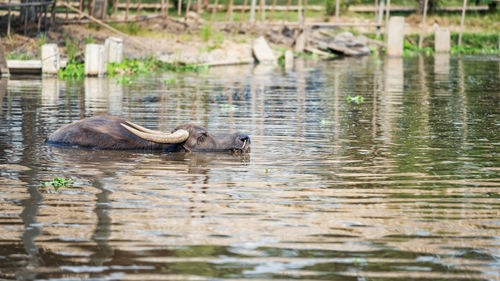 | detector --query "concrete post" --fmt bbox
[284,50,293,71]
[85,44,107,77]
[434,27,450,53]
[294,30,306,53]
[41,44,60,75]
[386,16,405,57]
[104,37,123,63]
